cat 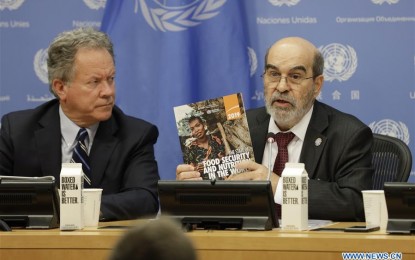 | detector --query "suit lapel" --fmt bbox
[300,101,329,179]
[248,108,270,164]
[35,102,62,180]
[33,101,119,186]
[89,116,118,185]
